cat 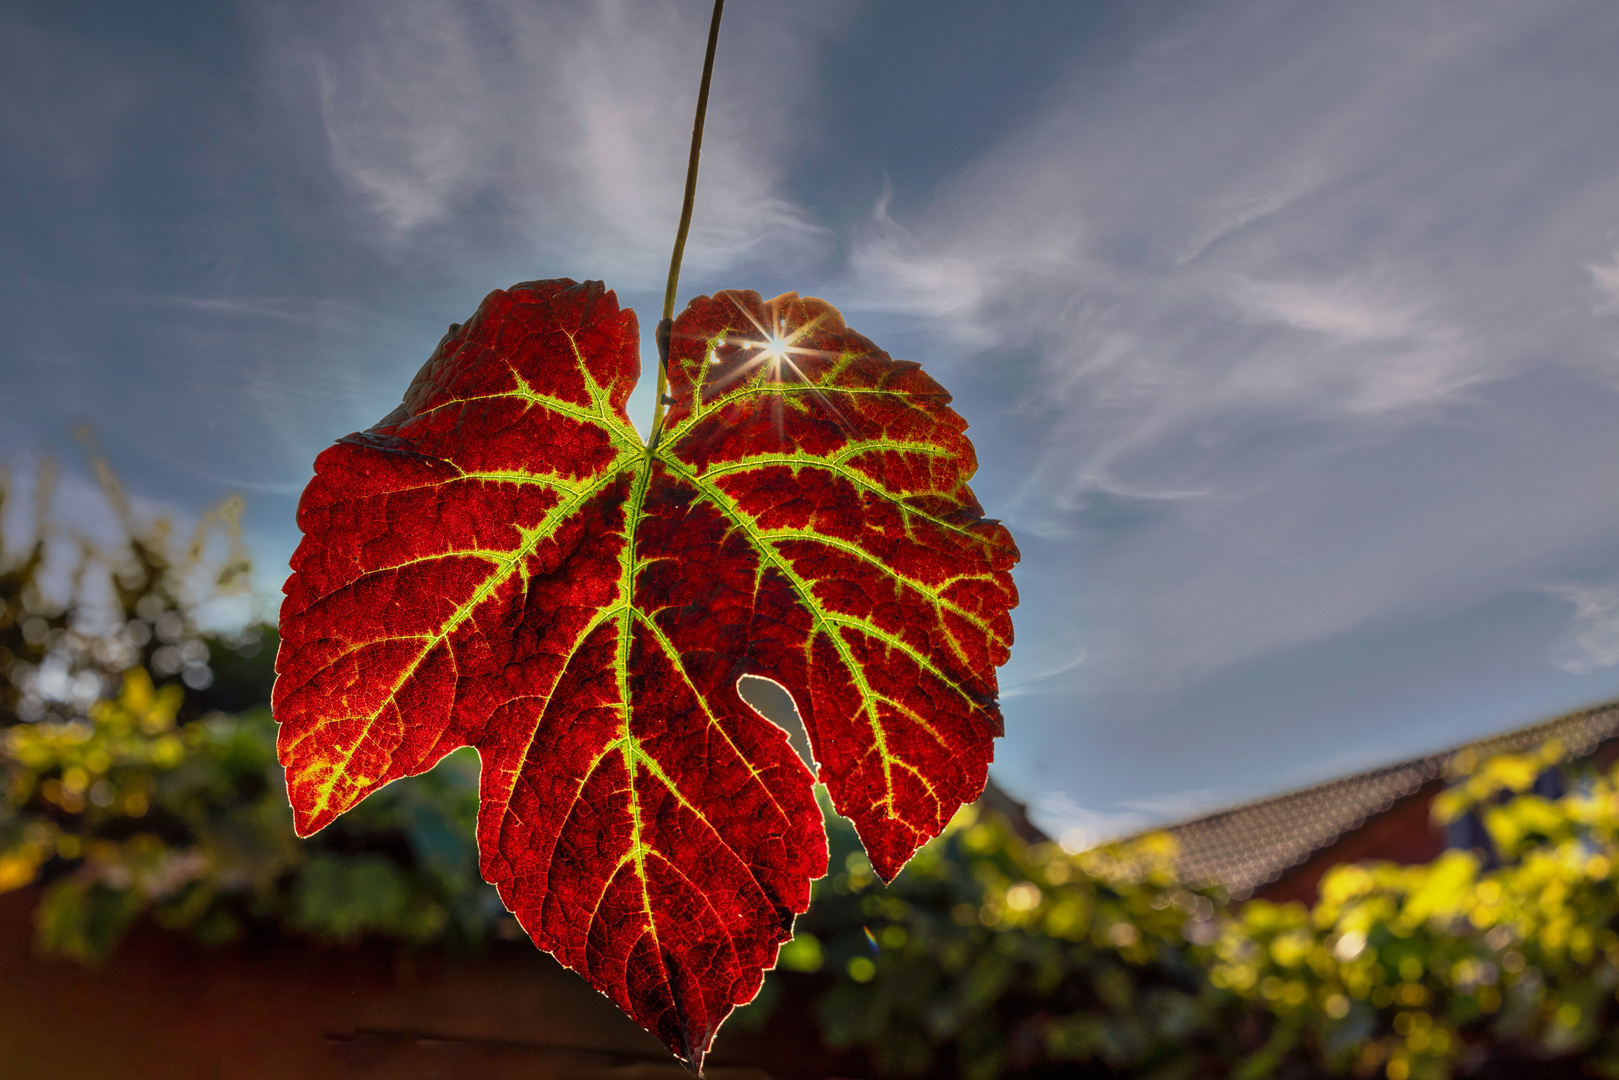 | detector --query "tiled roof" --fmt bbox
[1157,699,1619,899]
